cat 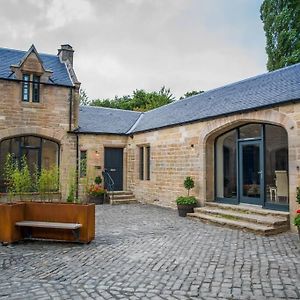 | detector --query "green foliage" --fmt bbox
[260,0,300,71]
[296,187,300,204]
[38,166,59,200]
[94,176,102,185]
[294,214,300,227]
[67,170,77,203]
[79,88,90,106]
[4,155,32,200]
[89,86,175,112]
[180,90,204,99]
[3,154,59,202]
[184,176,195,196]
[176,196,197,205]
